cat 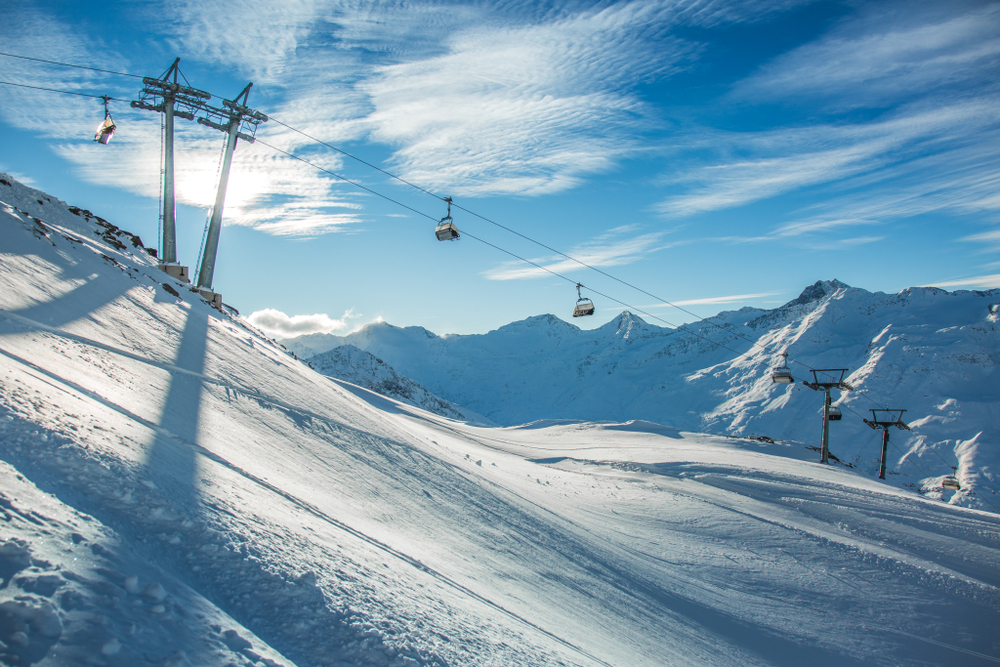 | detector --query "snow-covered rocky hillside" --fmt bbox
[287,282,1000,512]
[2,172,1000,666]
[307,345,484,424]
